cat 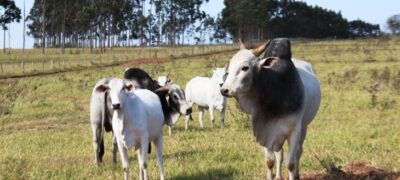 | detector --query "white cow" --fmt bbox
[221,38,321,180]
[185,68,228,129]
[95,78,165,180]
[90,78,118,166]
